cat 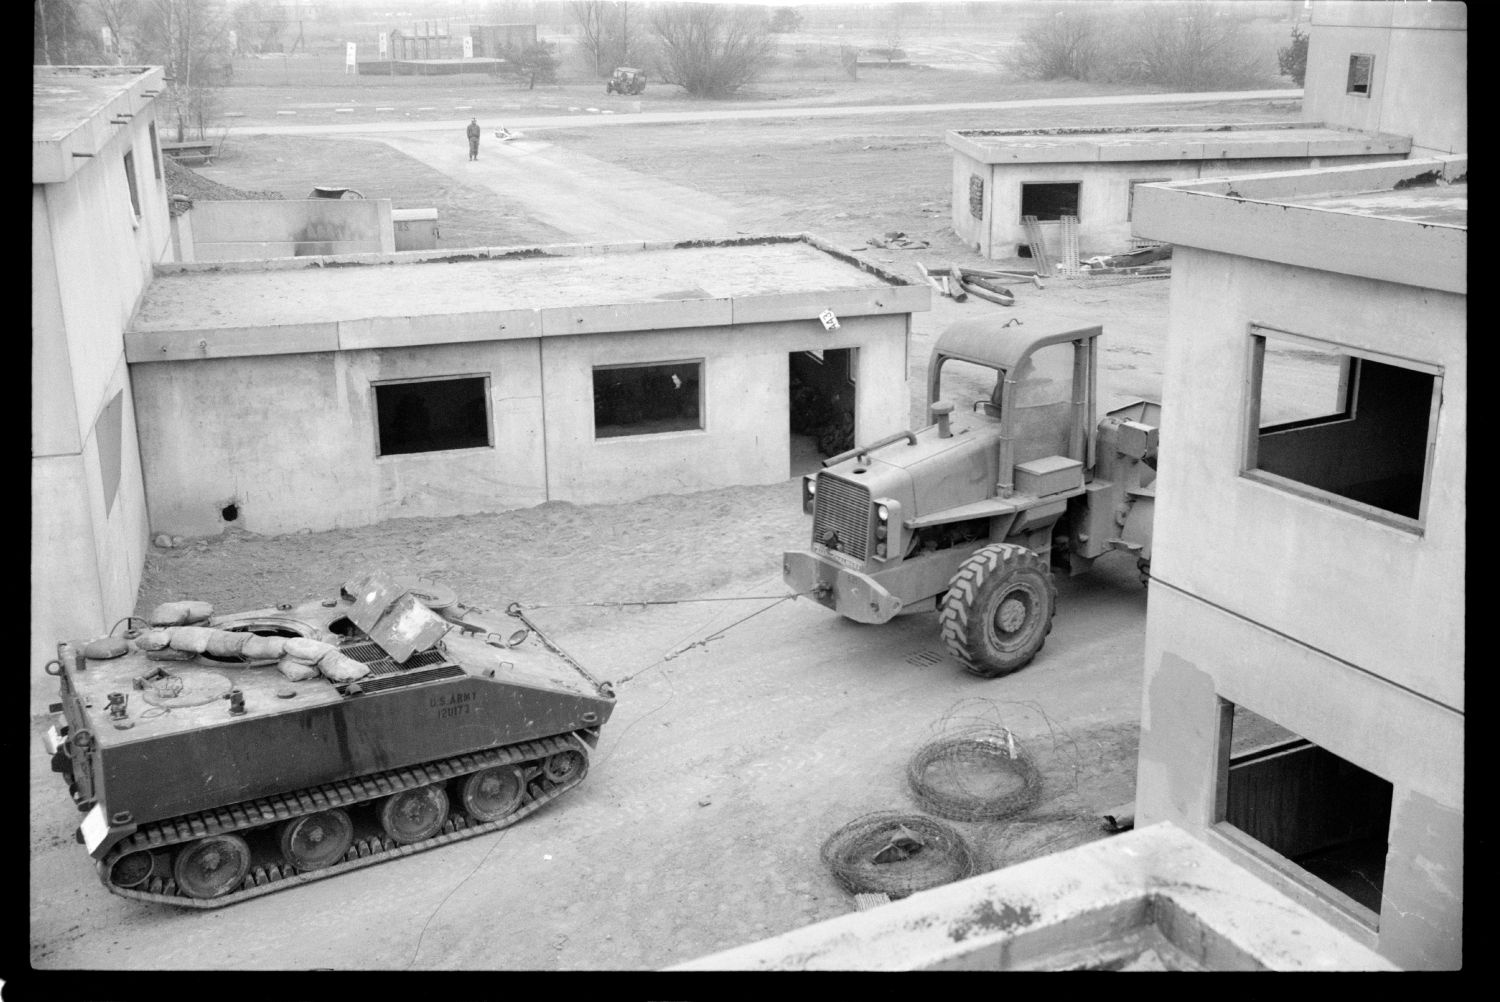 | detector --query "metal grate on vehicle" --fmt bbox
[340,640,451,677]
[812,473,870,561]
